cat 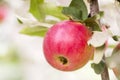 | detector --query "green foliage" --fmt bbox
[62,7,82,21]
[44,4,67,20]
[112,35,119,41]
[62,0,104,31]
[29,0,67,22]
[29,0,45,22]
[84,19,101,31]
[91,43,106,74]
[91,60,105,74]
[20,26,49,37]
[0,48,20,64]
[62,0,88,21]
[17,18,23,24]
[88,11,104,20]
[84,11,104,31]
